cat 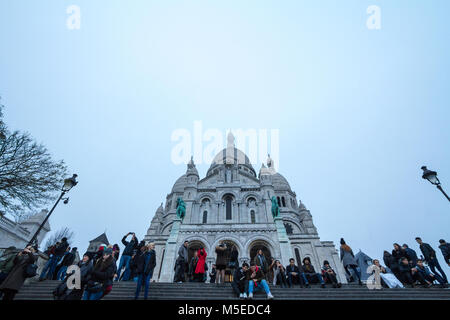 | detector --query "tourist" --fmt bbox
[56,247,77,281]
[438,239,450,266]
[112,244,120,262]
[285,258,306,288]
[0,245,37,301]
[83,248,116,300]
[392,243,407,263]
[115,232,138,281]
[134,243,156,300]
[253,249,268,277]
[188,250,199,282]
[194,247,207,282]
[416,259,447,288]
[65,253,94,300]
[372,259,403,289]
[174,240,189,283]
[39,237,69,281]
[232,262,249,299]
[383,250,401,279]
[321,260,341,288]
[339,238,362,285]
[302,257,326,288]
[402,244,418,266]
[209,264,217,283]
[246,262,274,300]
[215,241,227,284]
[229,246,239,272]
[272,260,288,288]
[415,237,448,283]
[0,246,18,287]
[398,257,429,288]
